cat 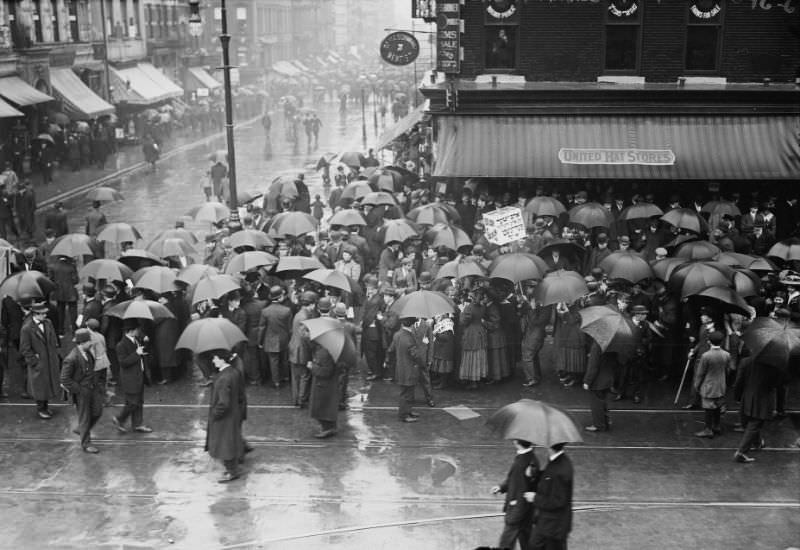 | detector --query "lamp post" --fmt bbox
[360,86,367,151]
